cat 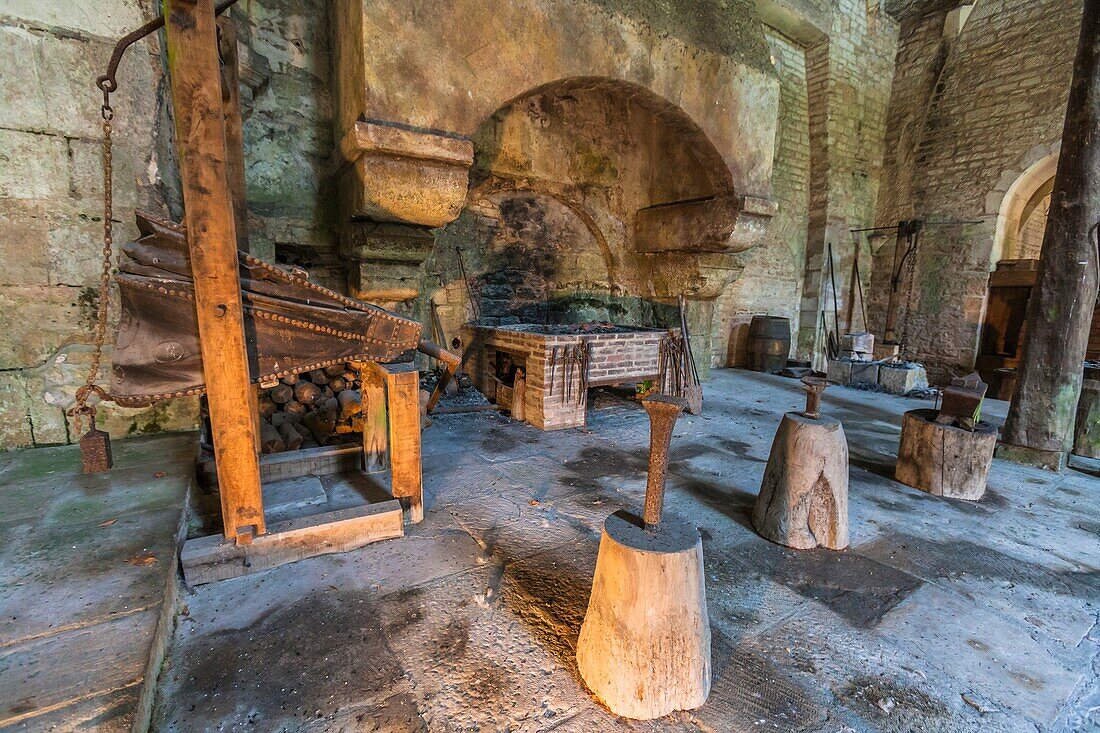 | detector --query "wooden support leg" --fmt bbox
[385,366,424,524]
[357,362,388,472]
[365,363,424,523]
[165,0,264,542]
[249,384,262,454]
[216,10,249,249]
